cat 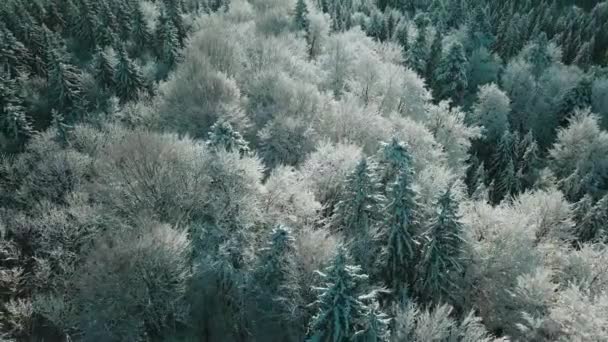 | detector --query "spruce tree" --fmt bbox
[469,161,489,202]
[395,23,409,61]
[377,166,420,295]
[155,13,181,70]
[114,45,146,104]
[415,186,464,305]
[73,0,101,51]
[251,226,302,339]
[93,47,116,90]
[490,131,519,203]
[426,30,443,95]
[294,0,310,33]
[46,38,83,113]
[379,138,413,186]
[558,76,593,126]
[131,2,153,52]
[206,120,250,155]
[407,27,428,75]
[332,158,386,271]
[0,23,32,76]
[308,246,381,342]
[435,42,468,105]
[356,302,391,342]
[524,32,552,78]
[0,72,32,142]
[514,131,540,192]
